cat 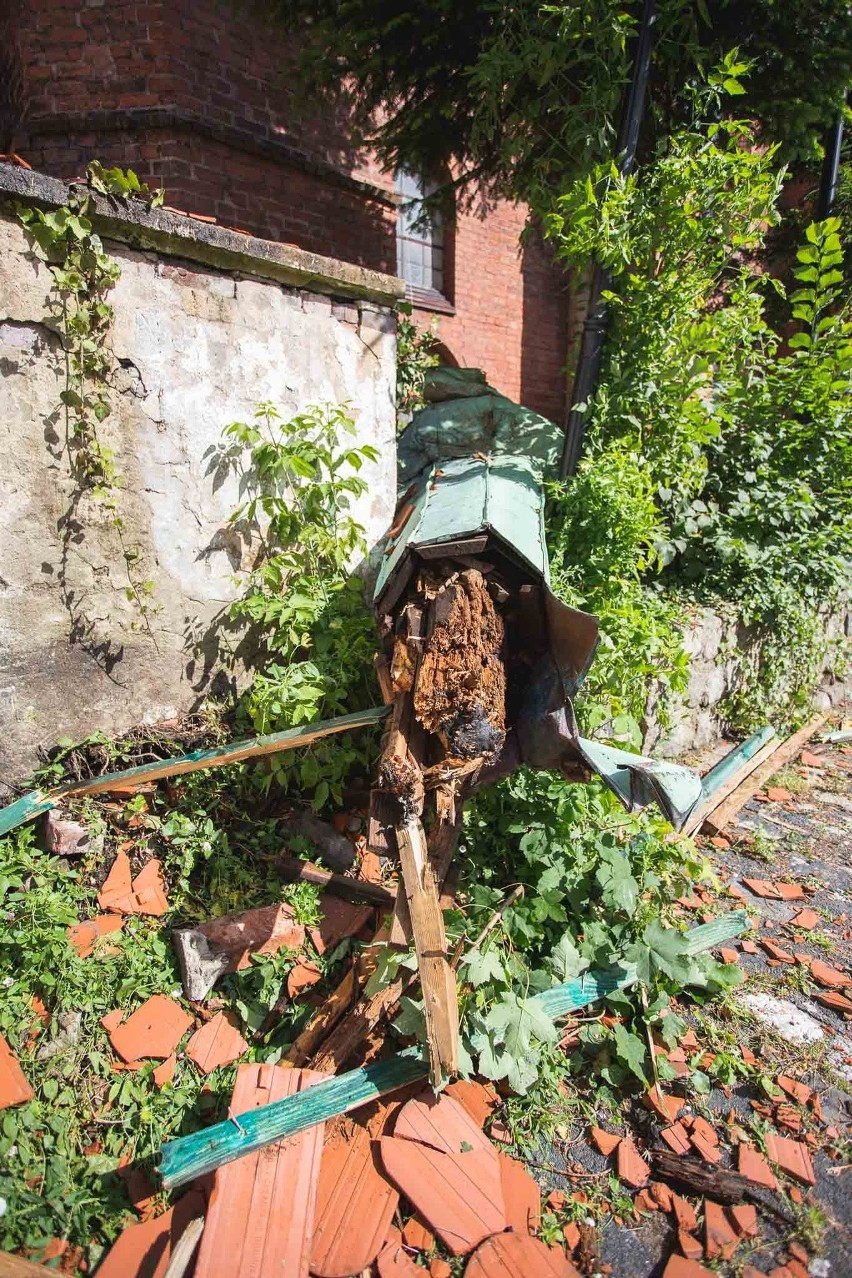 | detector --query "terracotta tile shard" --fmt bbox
[499,1151,542,1235]
[445,1078,499,1129]
[738,1143,779,1189]
[704,1199,740,1260]
[690,1131,722,1165]
[590,1125,621,1156]
[663,1257,716,1278]
[691,1117,719,1148]
[728,1204,758,1237]
[98,850,134,911]
[429,1260,452,1278]
[393,1091,499,1160]
[661,1123,692,1156]
[185,1011,247,1074]
[671,1193,698,1233]
[650,1181,674,1212]
[776,1075,811,1106]
[127,859,169,916]
[108,995,192,1063]
[719,947,739,964]
[679,1231,703,1260]
[67,914,125,958]
[742,879,804,901]
[775,882,806,900]
[96,1189,205,1278]
[809,960,851,990]
[101,1009,124,1034]
[380,1132,504,1255]
[152,1054,176,1088]
[800,750,822,767]
[740,940,760,955]
[790,908,820,930]
[178,901,306,986]
[762,939,795,963]
[311,1118,399,1277]
[563,1222,580,1250]
[195,1065,326,1278]
[377,1240,421,1277]
[402,1215,435,1252]
[644,1086,684,1123]
[616,1137,649,1188]
[766,787,792,802]
[635,1188,658,1214]
[815,990,852,1014]
[288,959,323,998]
[765,1133,816,1185]
[465,1231,580,1278]
[681,1029,699,1049]
[0,1034,34,1110]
